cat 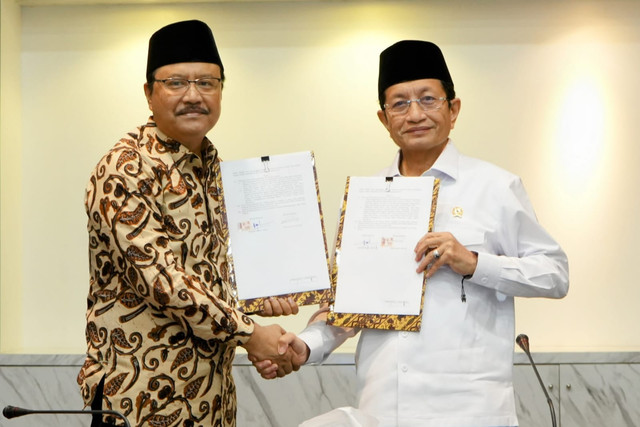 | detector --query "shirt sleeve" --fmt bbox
[298,321,359,364]
[86,149,254,346]
[469,177,569,299]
